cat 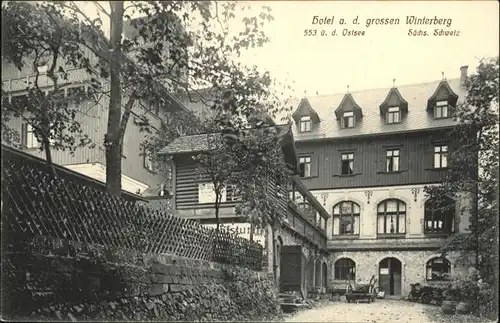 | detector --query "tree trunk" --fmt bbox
[41,100,57,178]
[43,139,57,176]
[215,193,220,231]
[249,222,254,242]
[271,218,278,285]
[105,1,125,196]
